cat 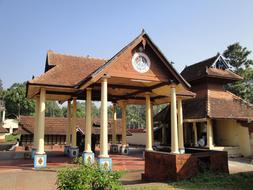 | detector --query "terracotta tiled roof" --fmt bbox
[28,51,106,87]
[18,116,131,136]
[155,90,253,122]
[207,90,253,120]
[181,54,242,82]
